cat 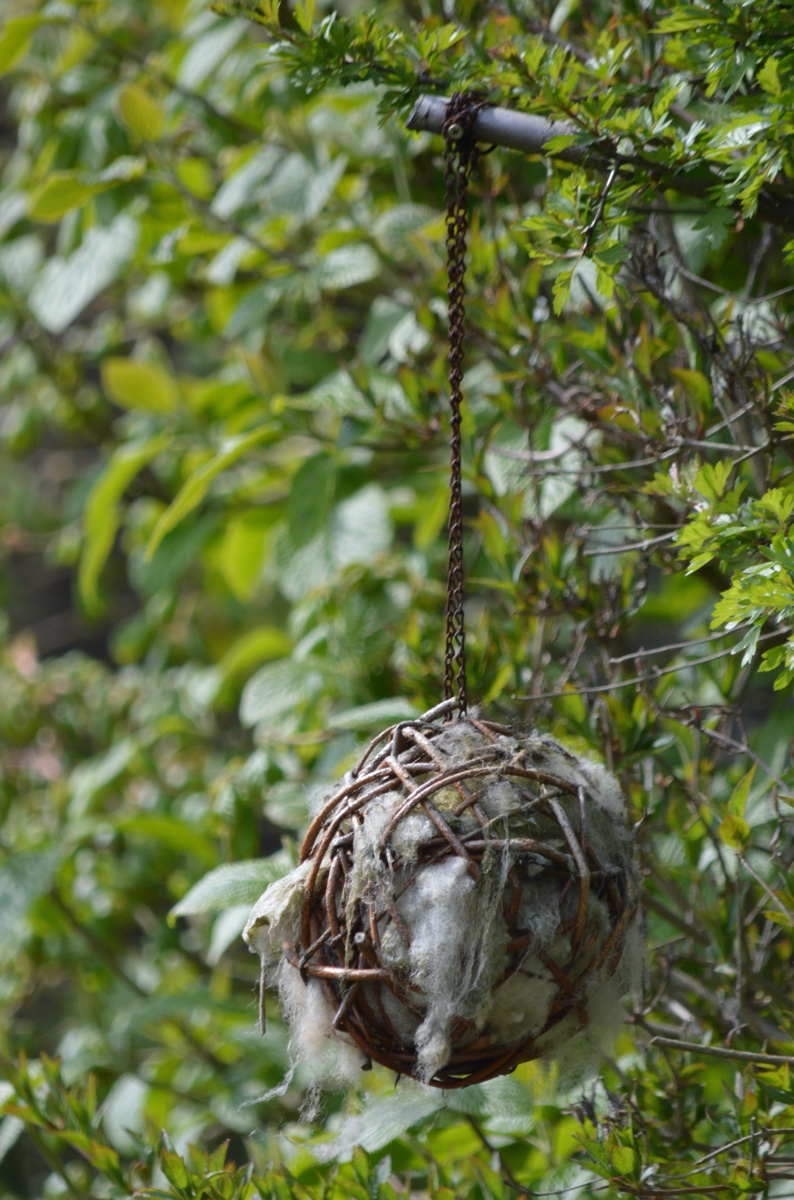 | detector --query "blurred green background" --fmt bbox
[1,0,793,1196]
